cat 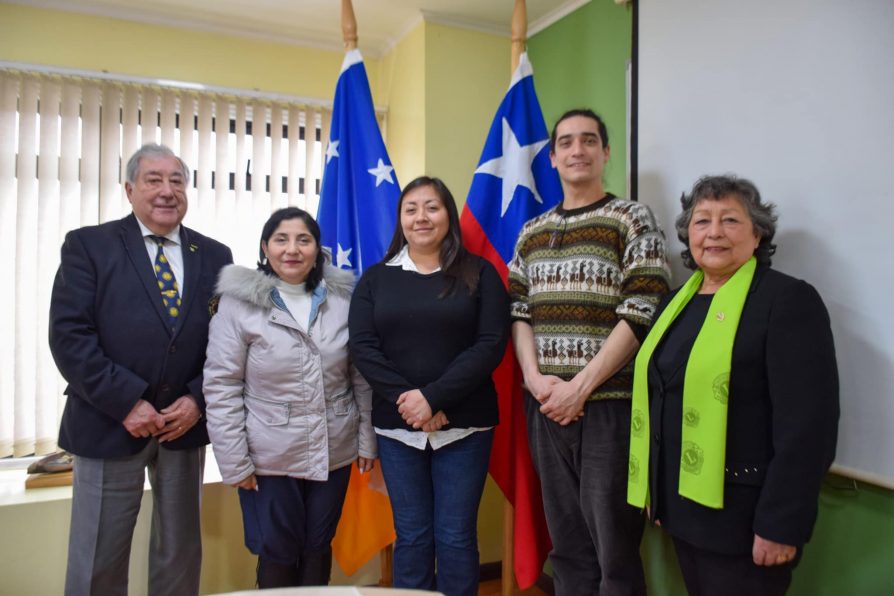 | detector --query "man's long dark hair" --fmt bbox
[383,176,479,297]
